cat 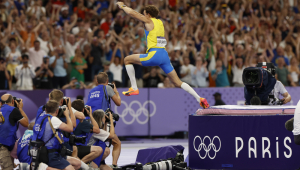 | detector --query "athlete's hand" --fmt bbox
[116,2,124,9]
